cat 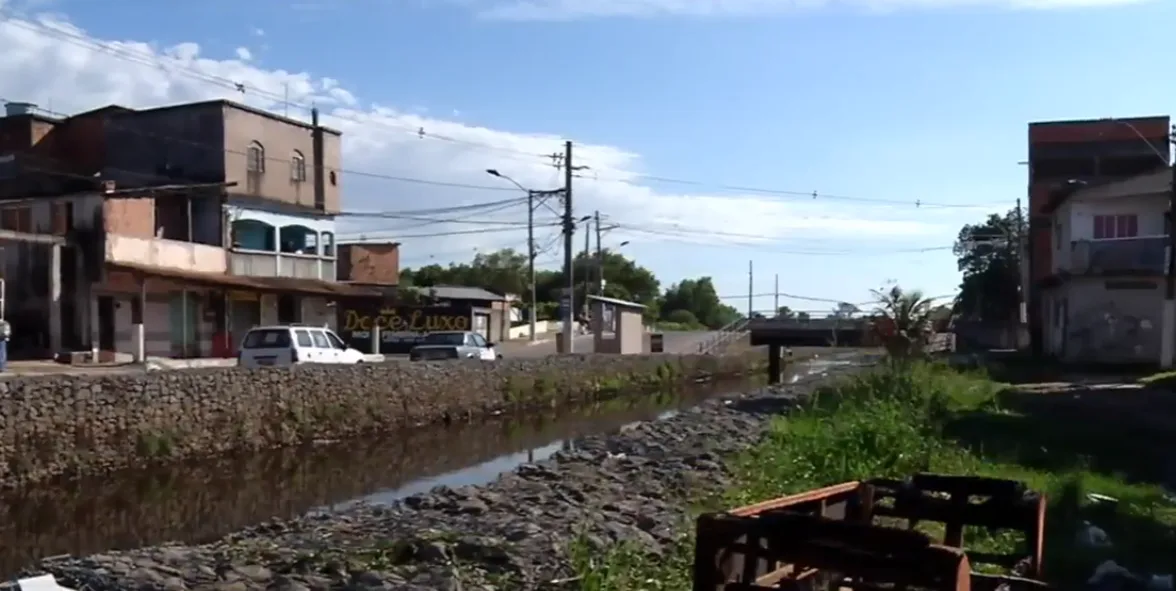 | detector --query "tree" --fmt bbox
[796,311,811,321]
[534,250,662,318]
[872,284,936,359]
[660,277,742,329]
[663,309,702,328]
[953,209,1024,323]
[777,306,795,319]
